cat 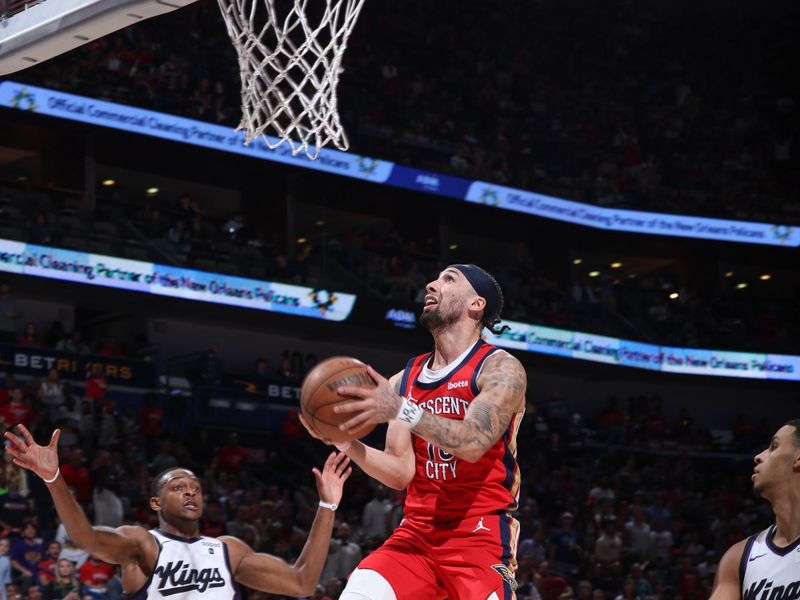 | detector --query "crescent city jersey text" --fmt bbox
[123,530,240,599]
[400,340,523,523]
